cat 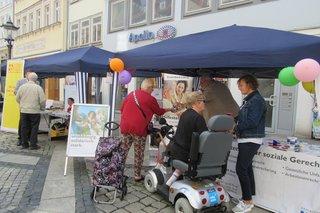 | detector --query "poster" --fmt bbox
[66,104,110,157]
[1,60,25,132]
[64,85,78,111]
[163,74,193,126]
